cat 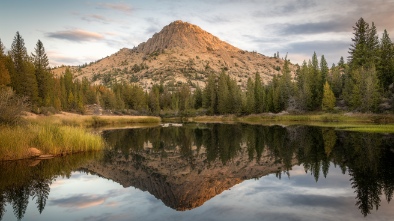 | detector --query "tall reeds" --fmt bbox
[0,123,105,161]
